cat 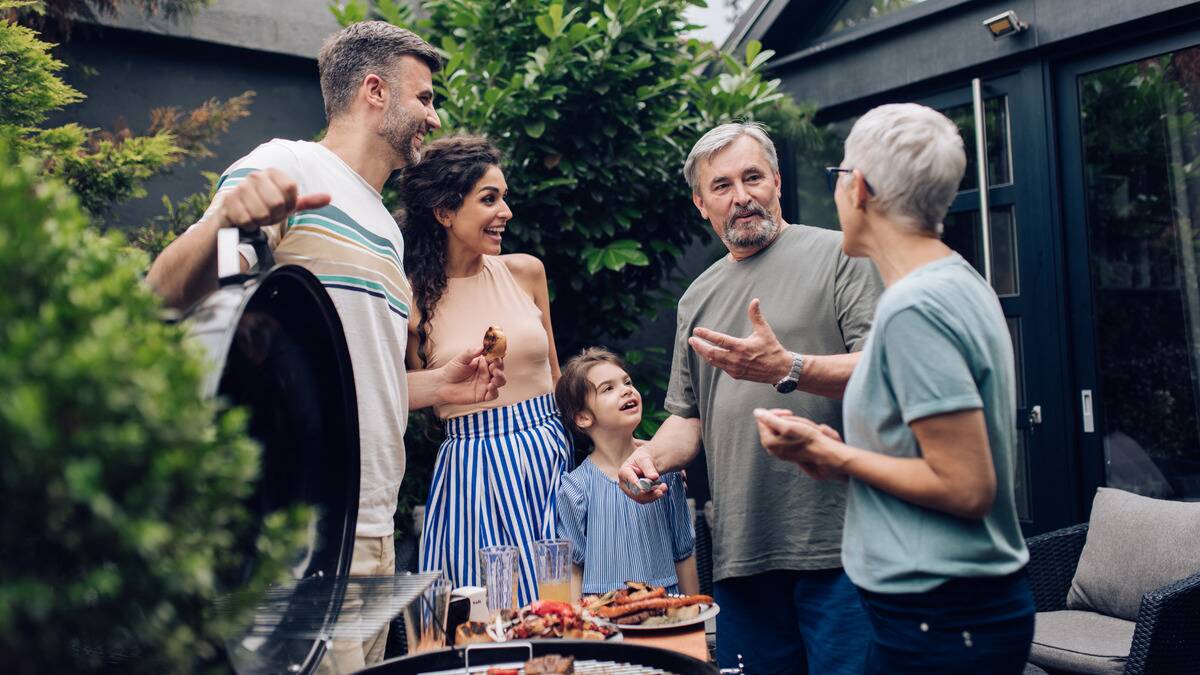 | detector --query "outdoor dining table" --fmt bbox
[621,622,710,662]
